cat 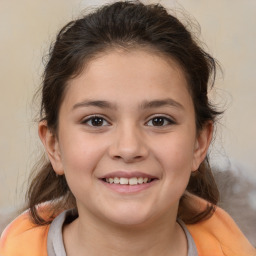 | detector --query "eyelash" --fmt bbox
[145,116,176,127]
[81,115,110,127]
[81,115,175,127]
